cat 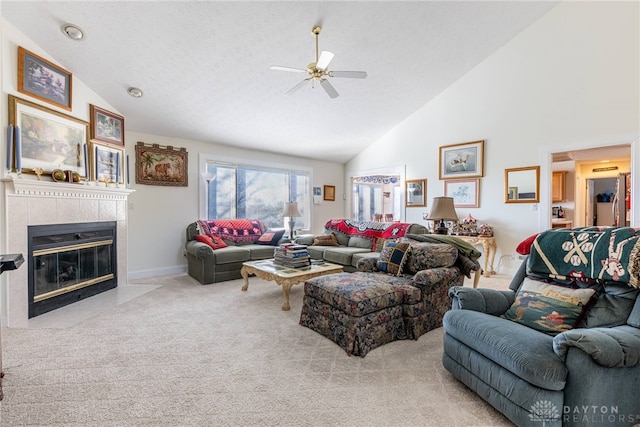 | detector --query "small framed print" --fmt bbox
[18,46,72,111]
[405,179,426,207]
[91,141,124,184]
[444,179,480,208]
[323,185,335,201]
[439,140,484,180]
[90,104,125,146]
